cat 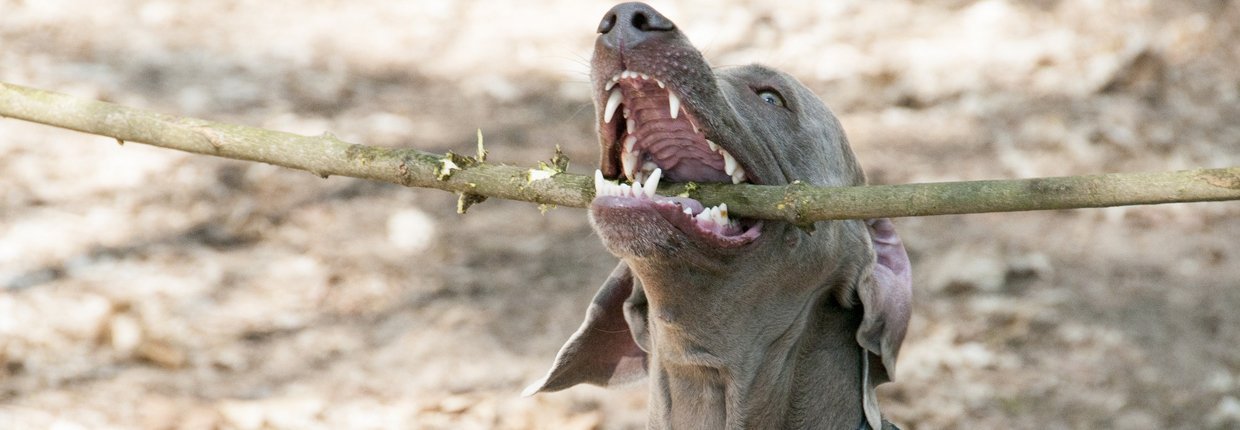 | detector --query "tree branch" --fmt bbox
[2,81,1238,222]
